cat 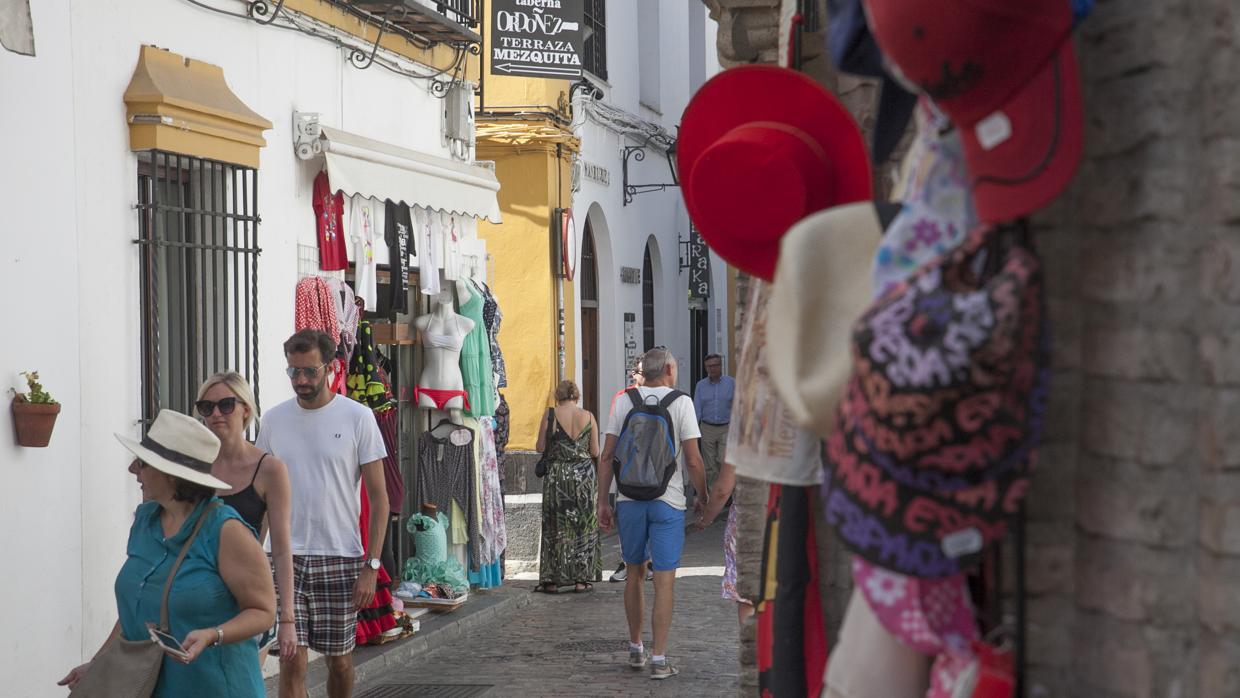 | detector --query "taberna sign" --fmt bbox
[490,0,584,79]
